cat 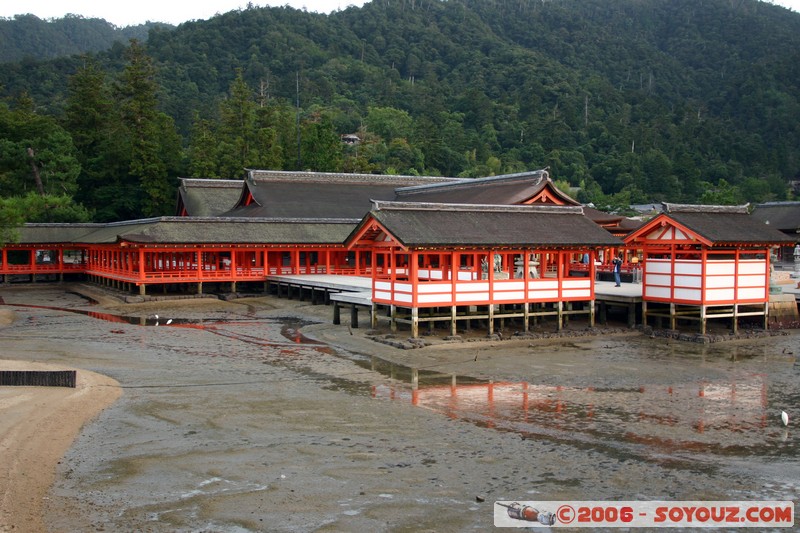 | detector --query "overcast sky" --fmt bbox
[0,0,797,27]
